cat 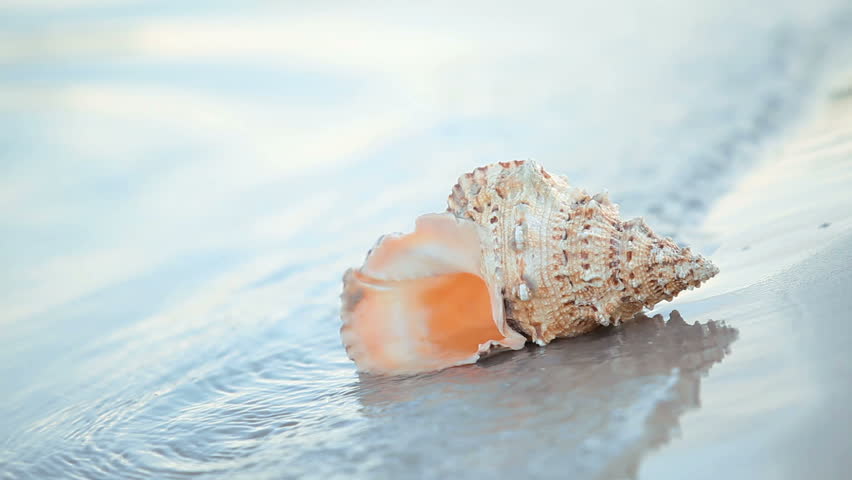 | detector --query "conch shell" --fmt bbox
[341,161,718,375]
